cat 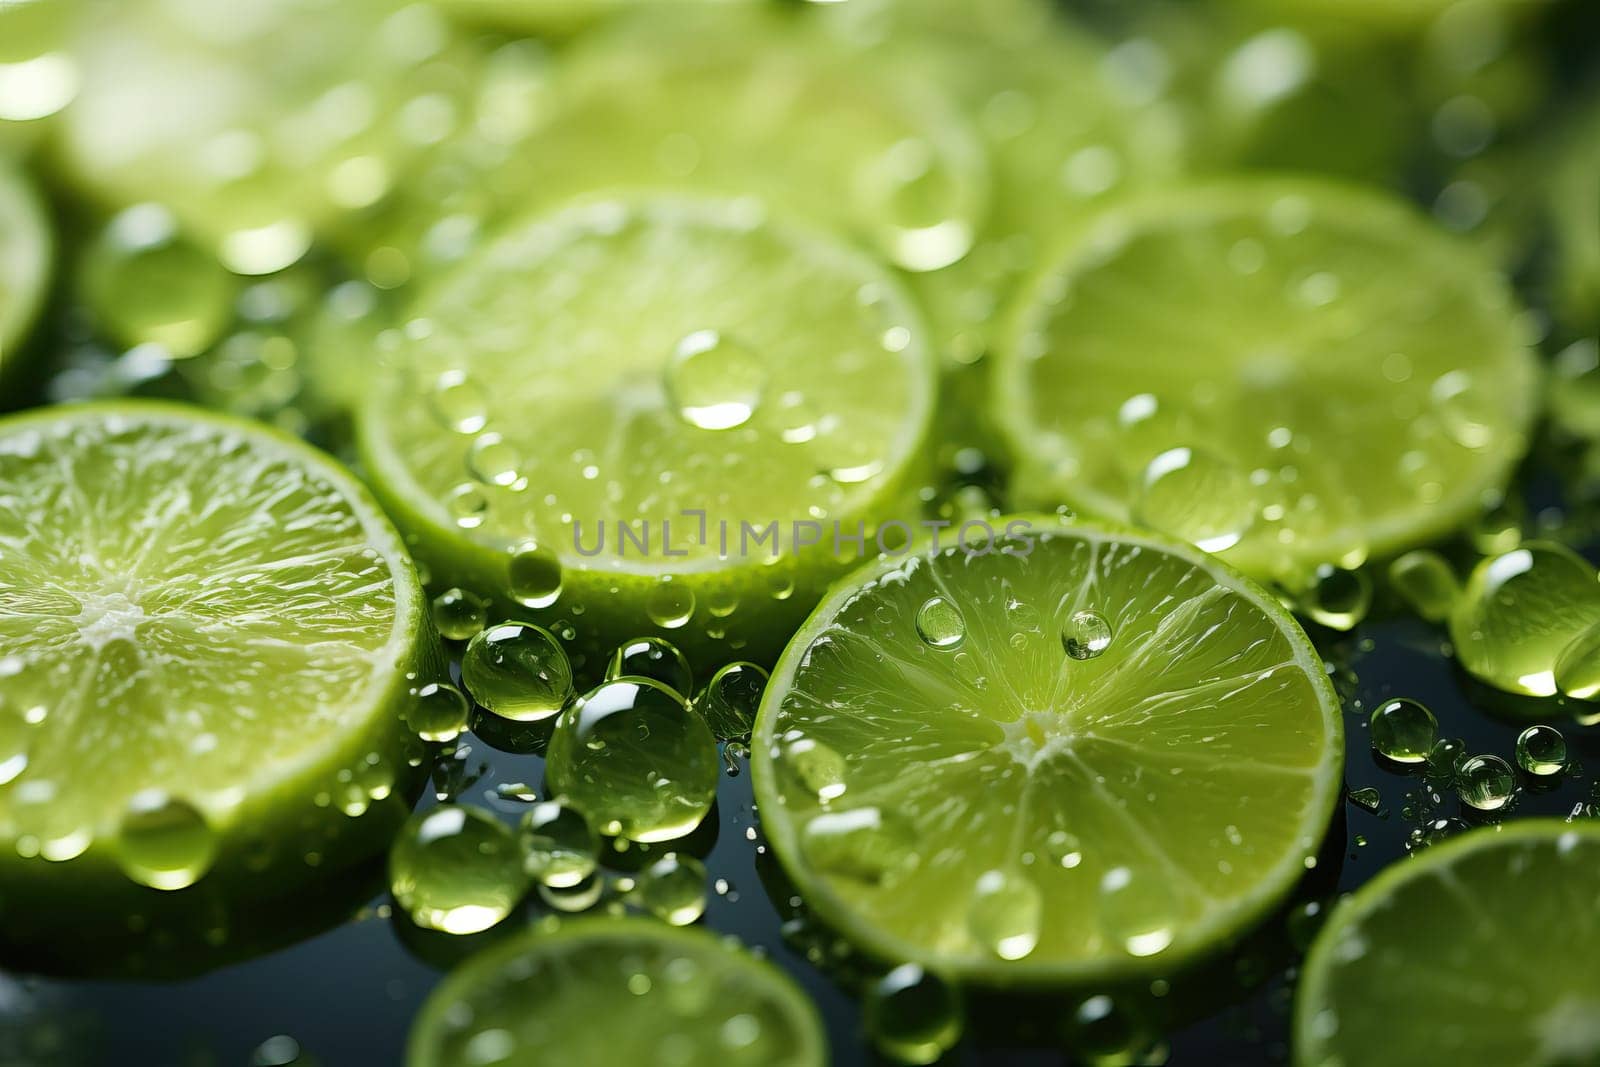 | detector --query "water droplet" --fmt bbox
[1368,698,1437,764]
[1451,543,1600,697]
[915,596,966,650]
[406,681,470,742]
[520,799,598,888]
[1456,755,1516,811]
[857,137,974,273]
[635,853,708,925]
[546,679,718,842]
[1432,370,1498,450]
[1098,865,1177,958]
[389,805,526,934]
[1515,725,1567,777]
[967,869,1041,960]
[1045,830,1083,869]
[249,1034,305,1067]
[1426,737,1469,785]
[694,661,768,741]
[462,622,573,722]
[1348,786,1382,812]
[863,964,964,1065]
[428,370,489,434]
[1134,447,1256,553]
[114,791,216,891]
[446,483,488,529]
[646,580,696,630]
[1302,565,1371,631]
[799,807,918,885]
[0,703,30,786]
[1554,620,1600,701]
[784,737,848,803]
[1062,609,1113,661]
[537,870,604,914]
[431,587,487,642]
[508,542,563,609]
[607,636,693,698]
[467,433,523,488]
[1469,501,1522,555]
[666,330,765,431]
[1386,550,1459,623]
